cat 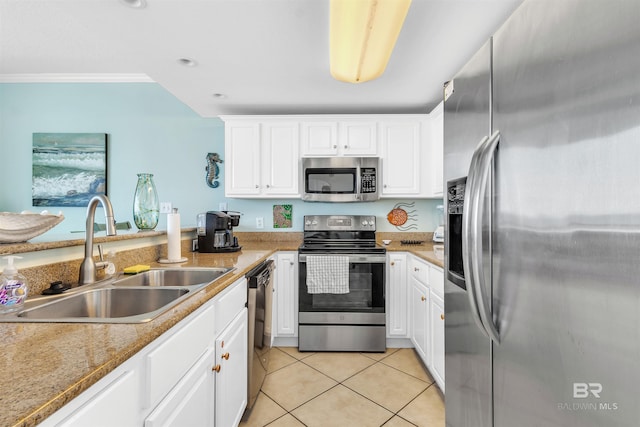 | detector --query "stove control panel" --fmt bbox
[304,215,376,231]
